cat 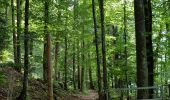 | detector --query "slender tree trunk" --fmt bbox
[88,54,94,89]
[43,42,47,81]
[134,0,148,99]
[111,75,114,88]
[11,0,17,63]
[143,0,154,98]
[80,0,86,92]
[73,42,76,90]
[17,0,29,99]
[80,41,85,92]
[54,42,59,80]
[5,0,8,32]
[22,0,29,99]
[64,36,68,90]
[77,41,81,90]
[123,0,129,99]
[73,0,78,90]
[92,0,102,99]
[54,0,61,81]
[16,0,21,69]
[98,0,108,99]
[29,32,33,56]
